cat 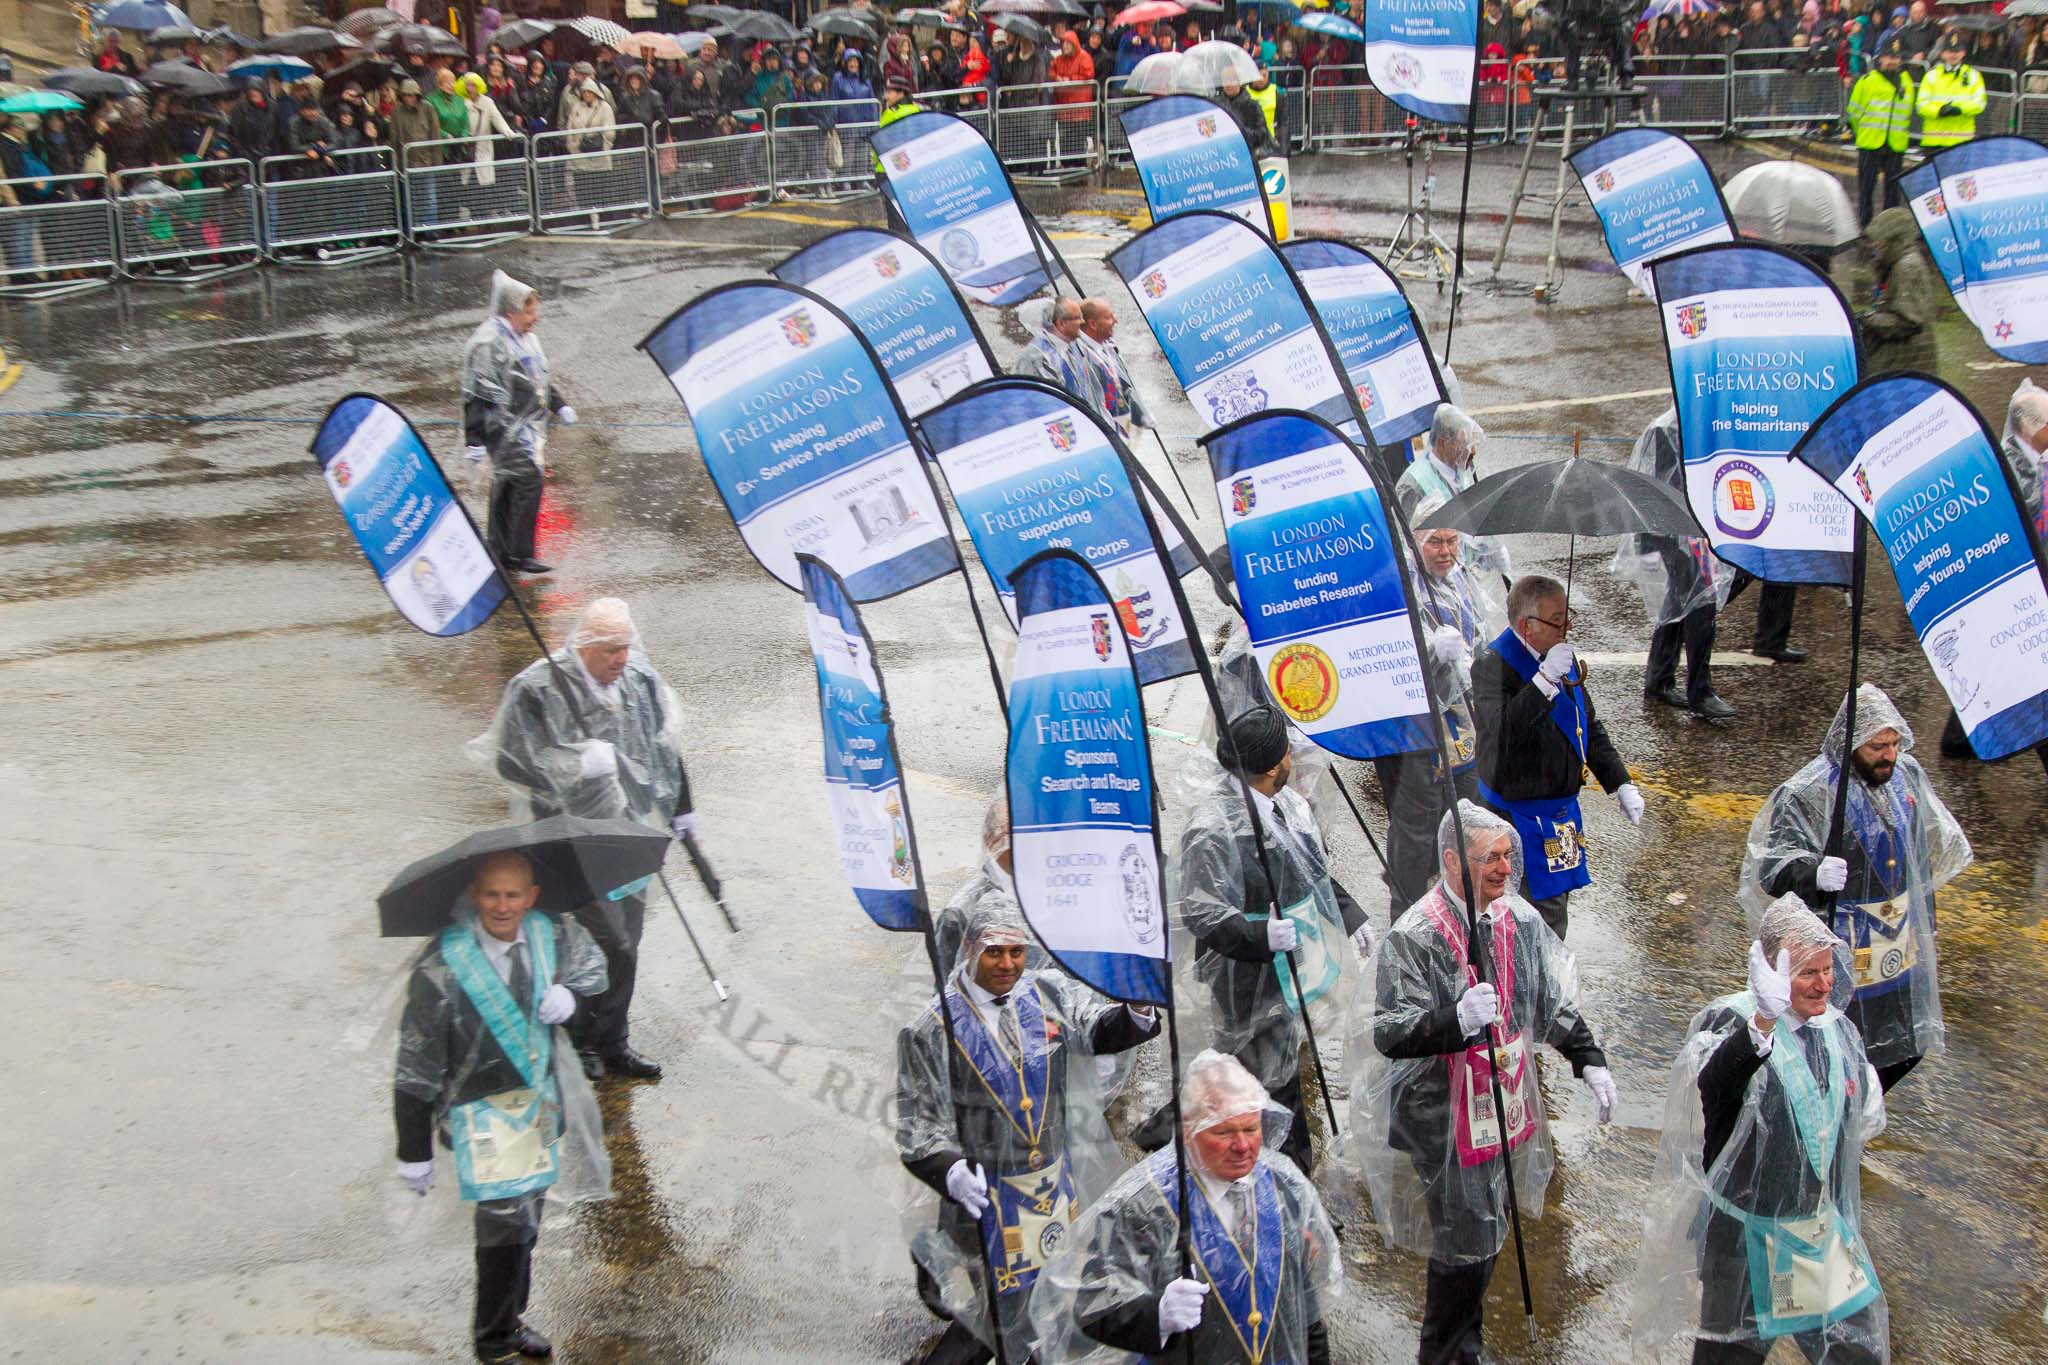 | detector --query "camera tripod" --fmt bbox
[1483,77,1642,304]
[1387,117,1460,293]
